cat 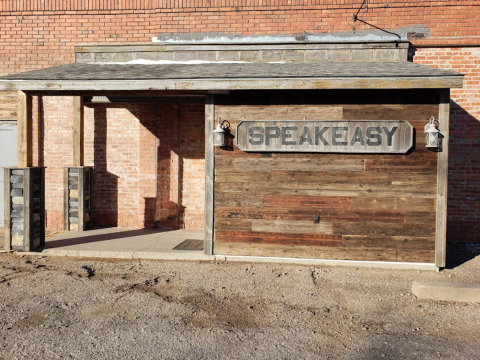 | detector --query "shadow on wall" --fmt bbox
[93,106,119,227]
[87,101,204,230]
[447,101,480,244]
